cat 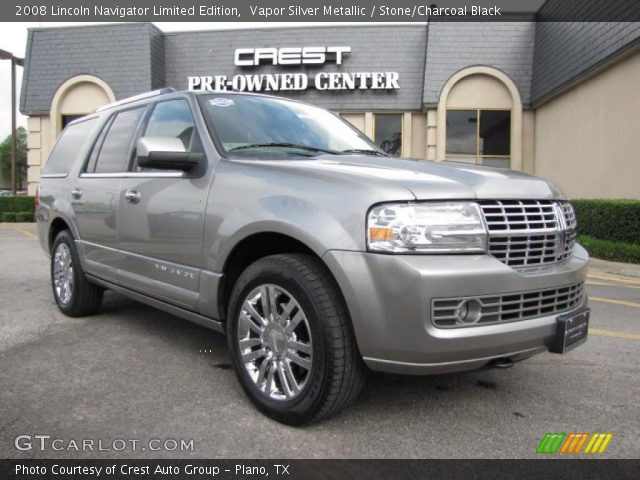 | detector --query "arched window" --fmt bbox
[50,75,115,138]
[437,67,523,170]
